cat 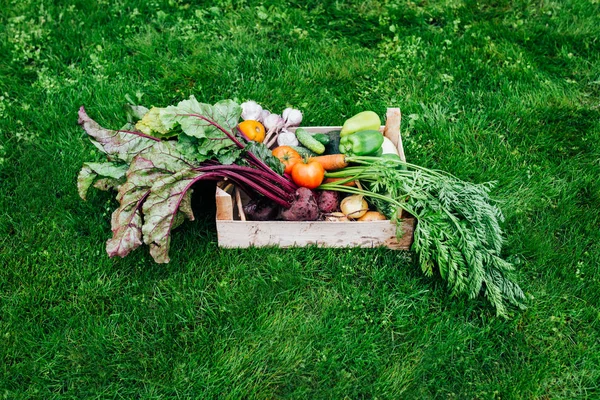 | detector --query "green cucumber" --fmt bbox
[290,146,318,158]
[295,128,325,155]
[312,133,330,146]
